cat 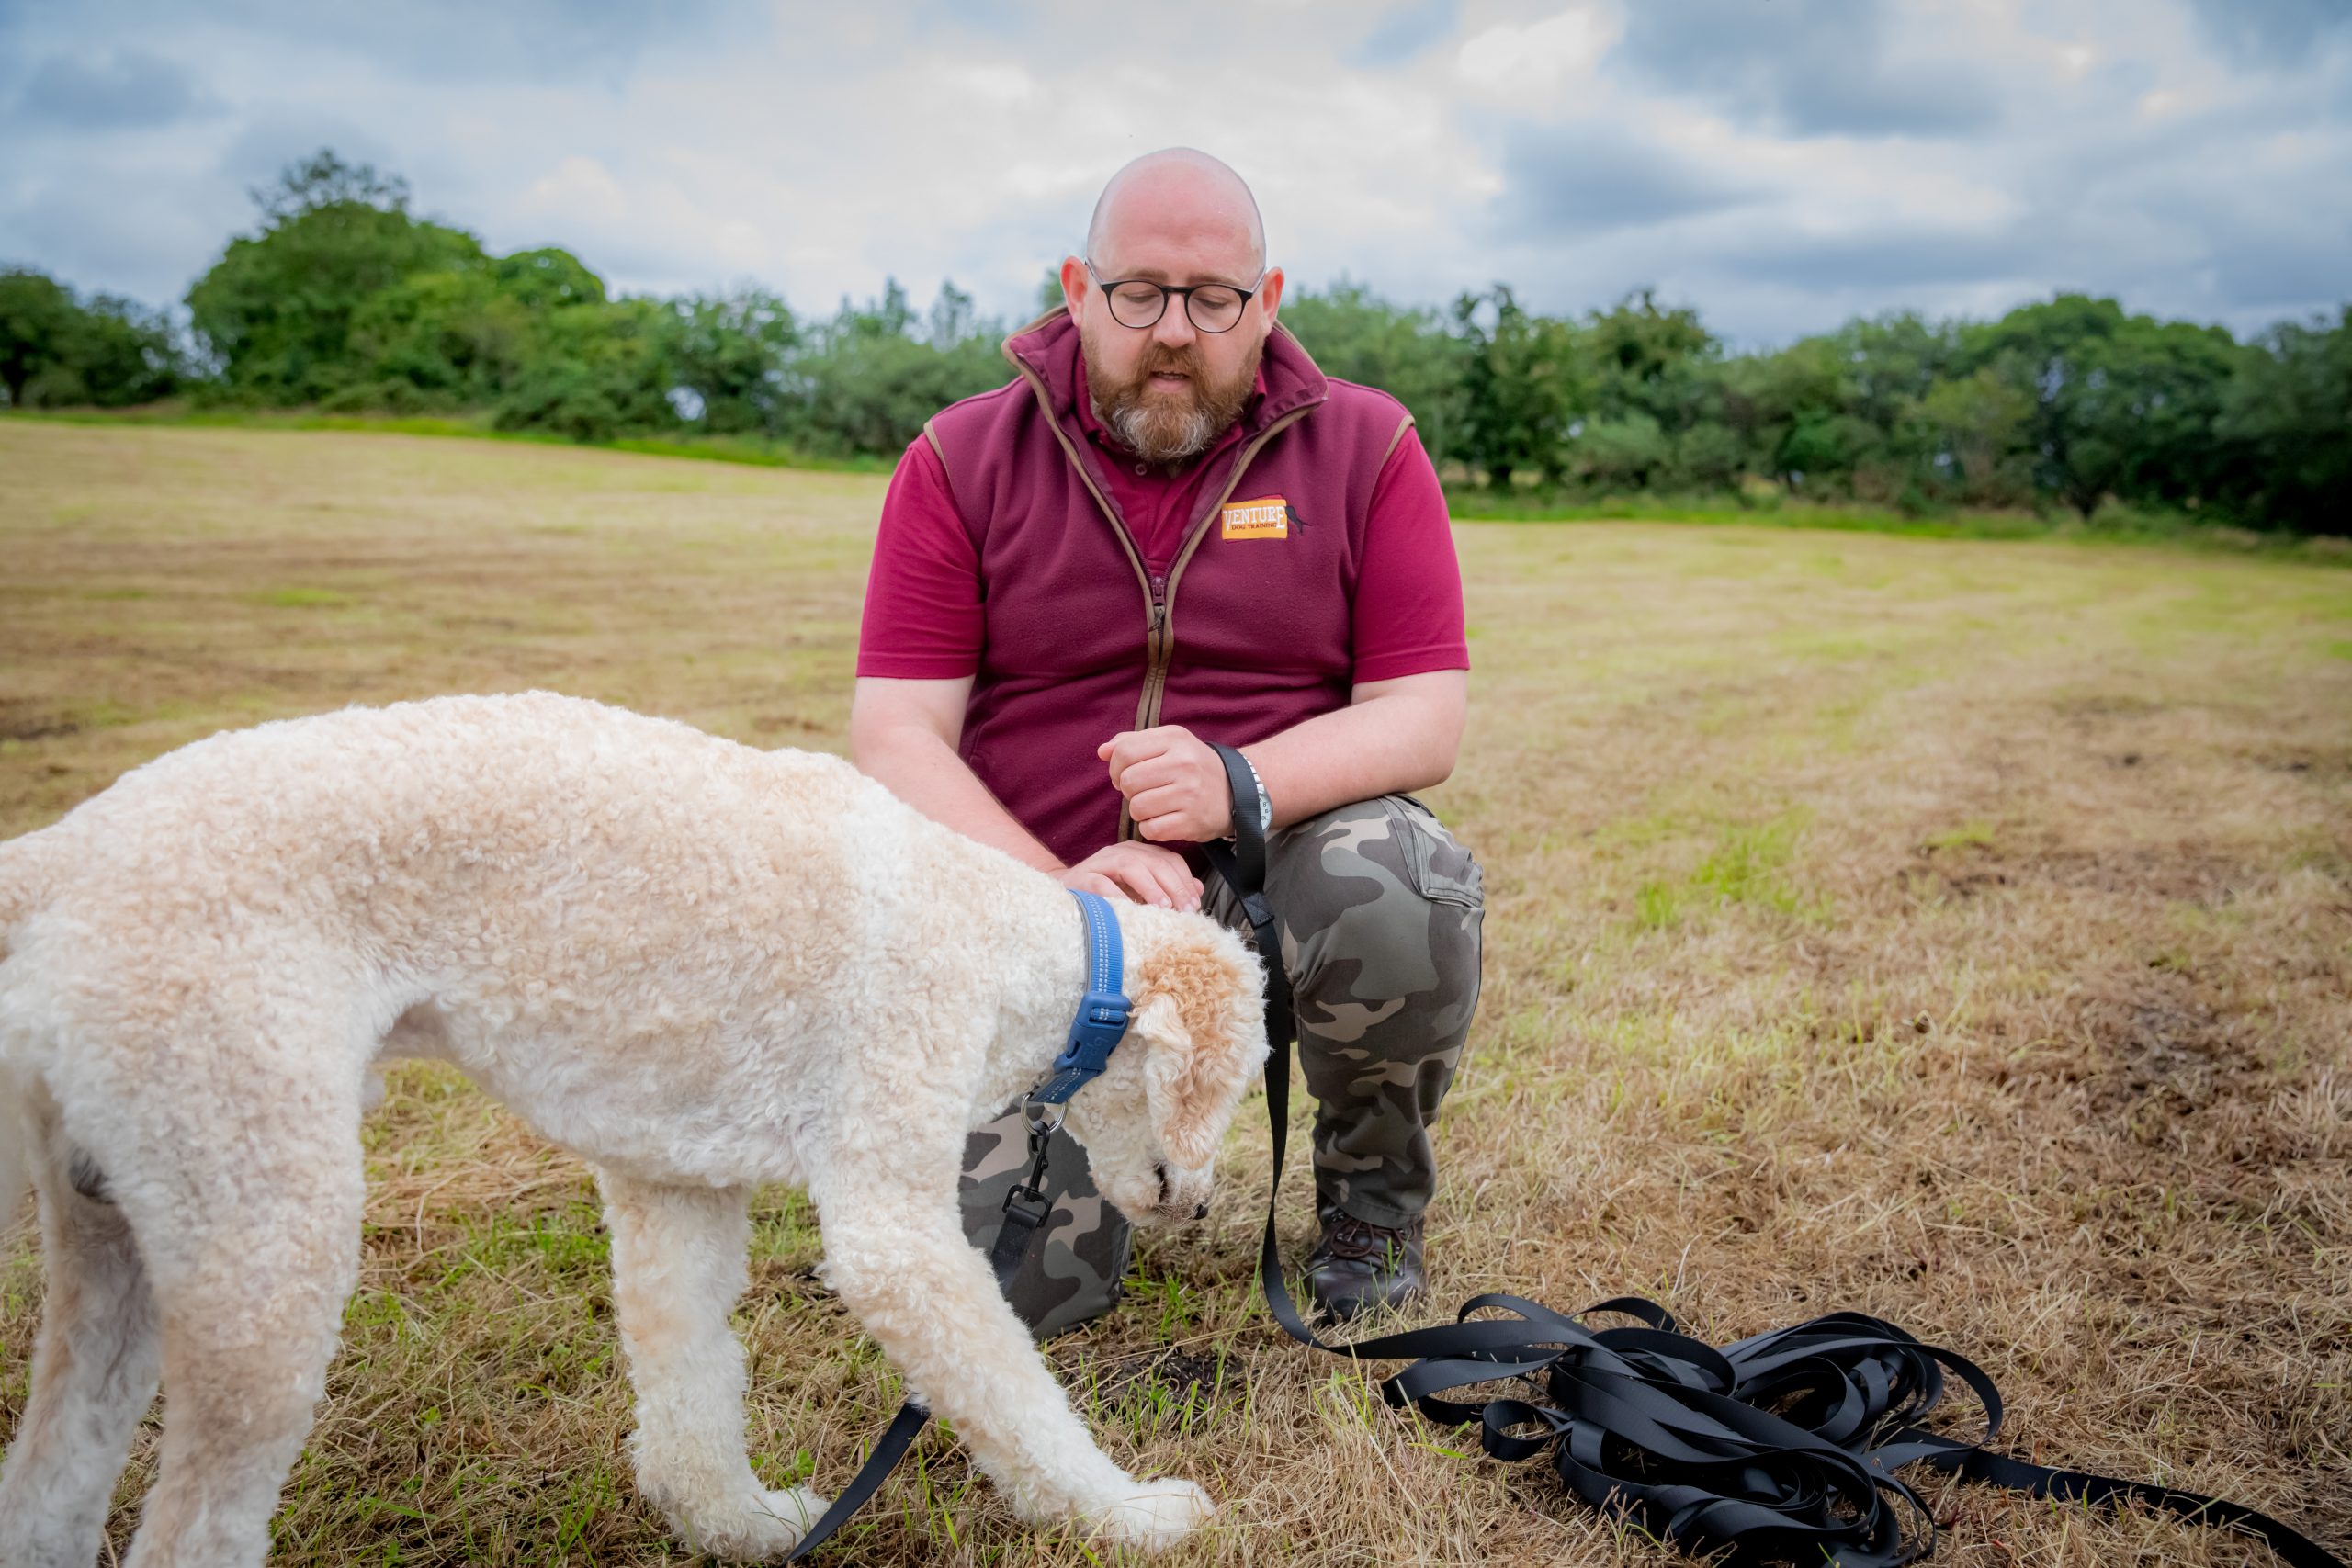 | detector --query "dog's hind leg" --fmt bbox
[112,1032,368,1568]
[599,1170,824,1562]
[0,1122,163,1568]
